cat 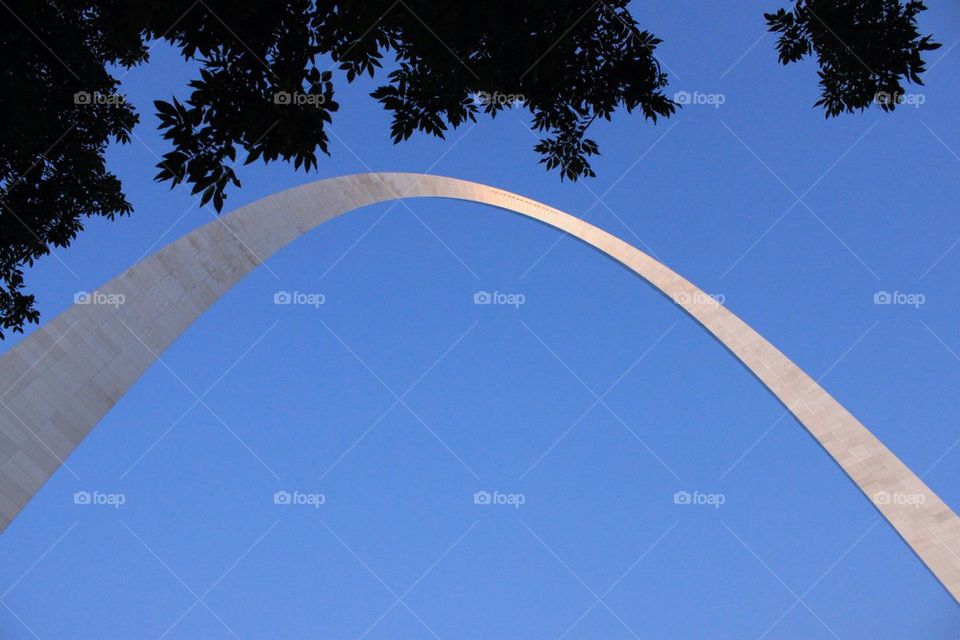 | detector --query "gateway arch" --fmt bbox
[0,172,958,601]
